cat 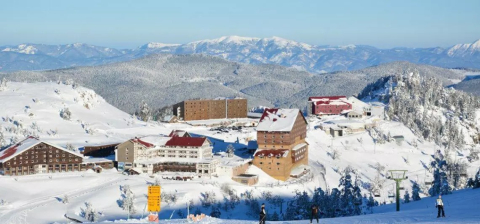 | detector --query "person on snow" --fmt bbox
[259,203,266,224]
[310,204,320,223]
[436,195,445,218]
